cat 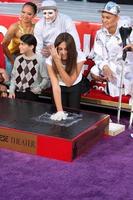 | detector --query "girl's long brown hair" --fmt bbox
[53,32,77,75]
